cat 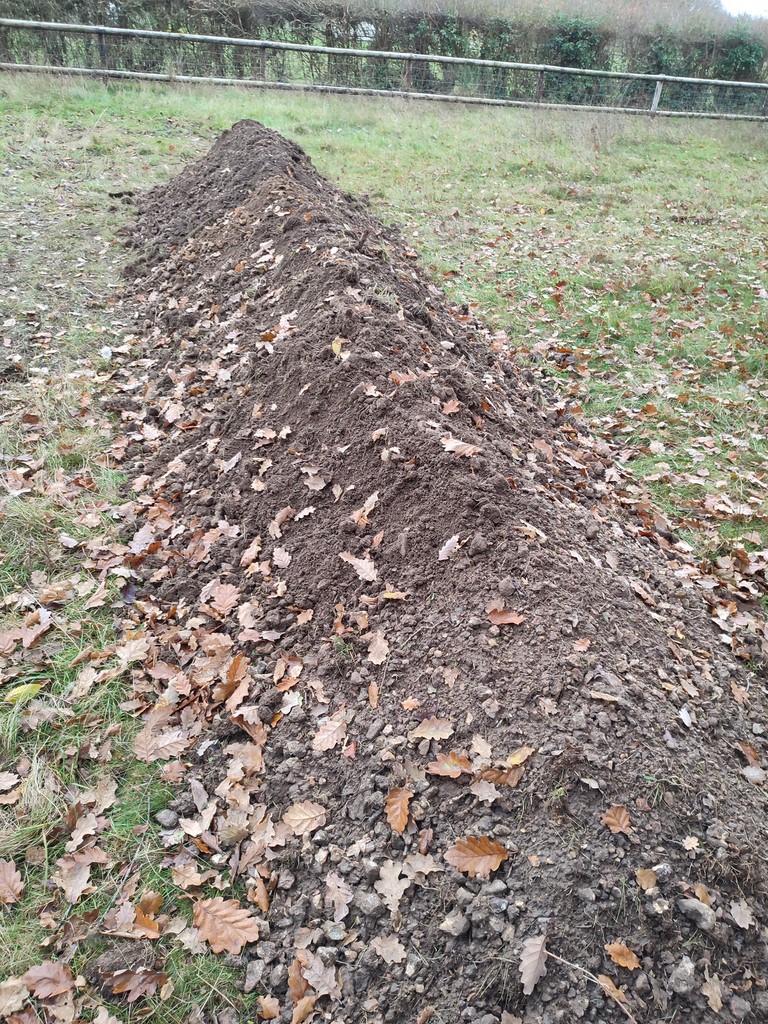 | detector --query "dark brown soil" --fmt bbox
[116,120,768,1024]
